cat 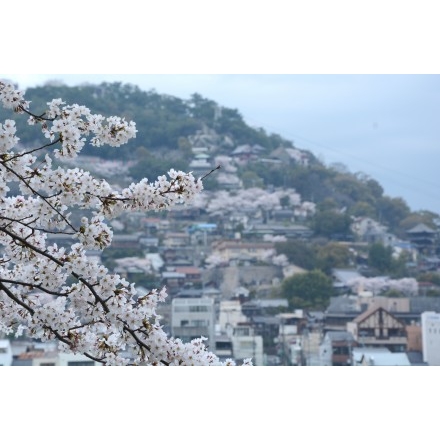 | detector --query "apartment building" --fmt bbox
[171,292,215,348]
[421,311,440,365]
